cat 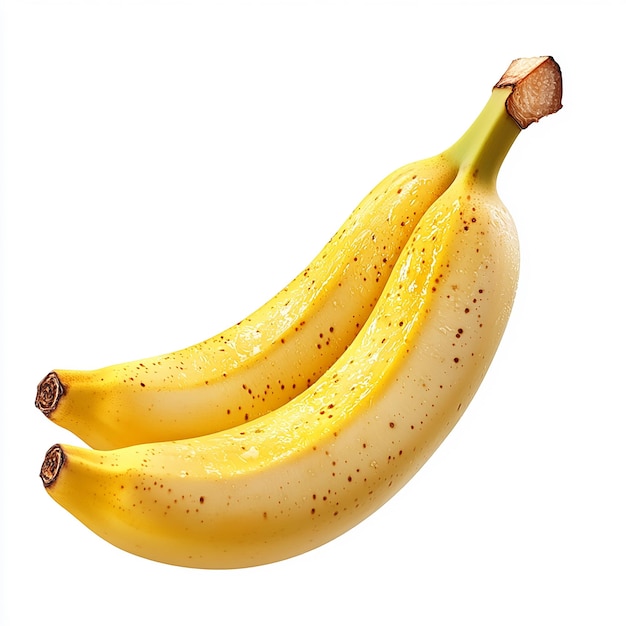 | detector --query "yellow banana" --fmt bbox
[33,55,553,451]
[40,57,562,569]
[36,140,462,450]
